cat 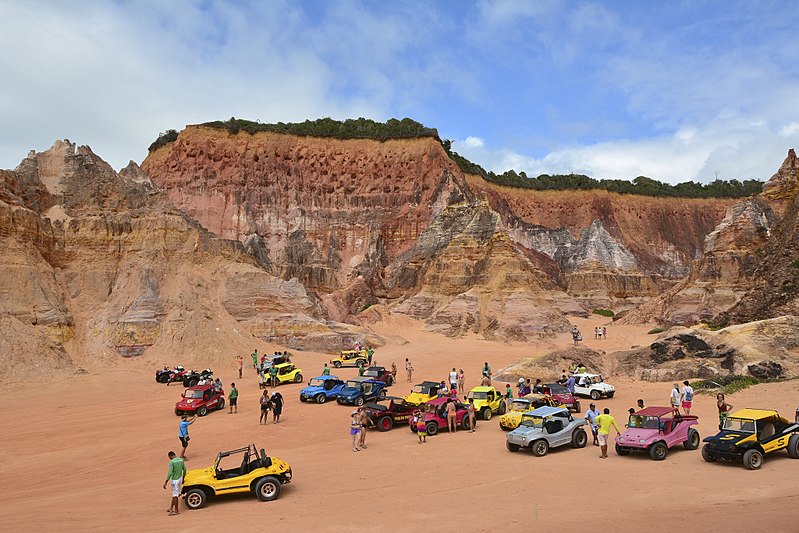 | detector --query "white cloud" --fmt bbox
[463,136,485,148]
[780,122,799,137]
